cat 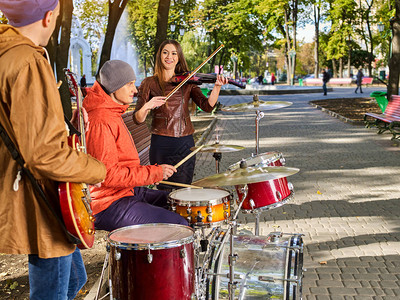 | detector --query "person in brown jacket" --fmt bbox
[0,1,106,299]
[134,39,228,190]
